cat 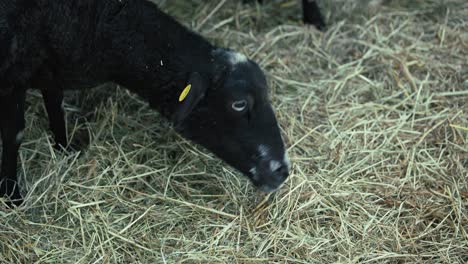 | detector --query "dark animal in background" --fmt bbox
[301,0,325,29]
[246,0,326,29]
[0,0,290,207]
